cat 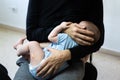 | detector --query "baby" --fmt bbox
[14,21,100,80]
